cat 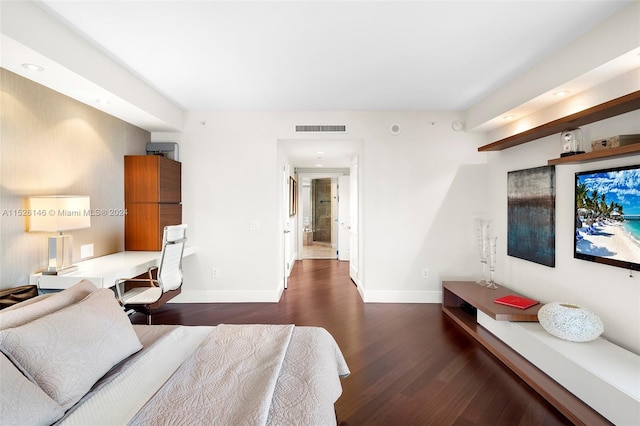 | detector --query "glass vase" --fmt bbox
[476,219,491,285]
[486,237,498,289]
